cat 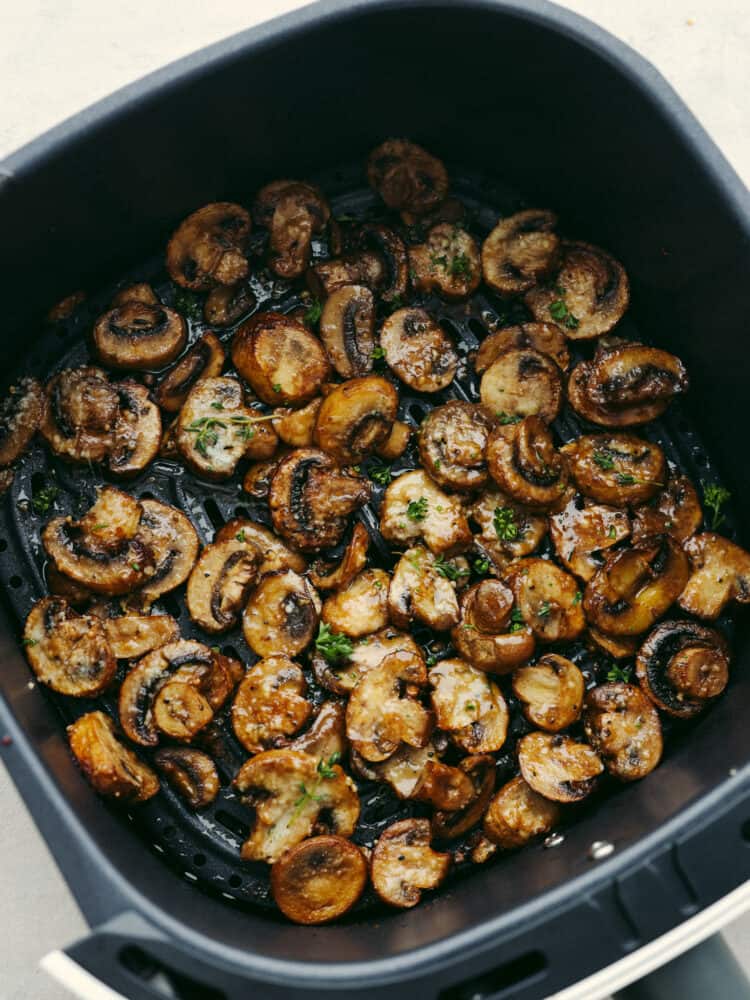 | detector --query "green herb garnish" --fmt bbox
[272,383,282,393]
[537,601,551,618]
[185,414,273,456]
[316,751,342,779]
[548,298,579,330]
[433,555,470,582]
[210,400,224,410]
[509,607,526,633]
[473,556,491,575]
[465,701,477,712]
[593,450,616,471]
[173,288,203,321]
[287,752,342,826]
[236,530,247,542]
[371,346,386,360]
[702,482,731,530]
[607,524,617,539]
[606,665,632,684]
[493,506,519,541]
[407,497,429,521]
[496,412,522,425]
[31,484,59,515]
[304,297,322,325]
[315,623,353,665]
[573,590,583,605]
[369,461,392,486]
[450,252,471,277]
[615,473,637,486]
[22,638,38,647]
